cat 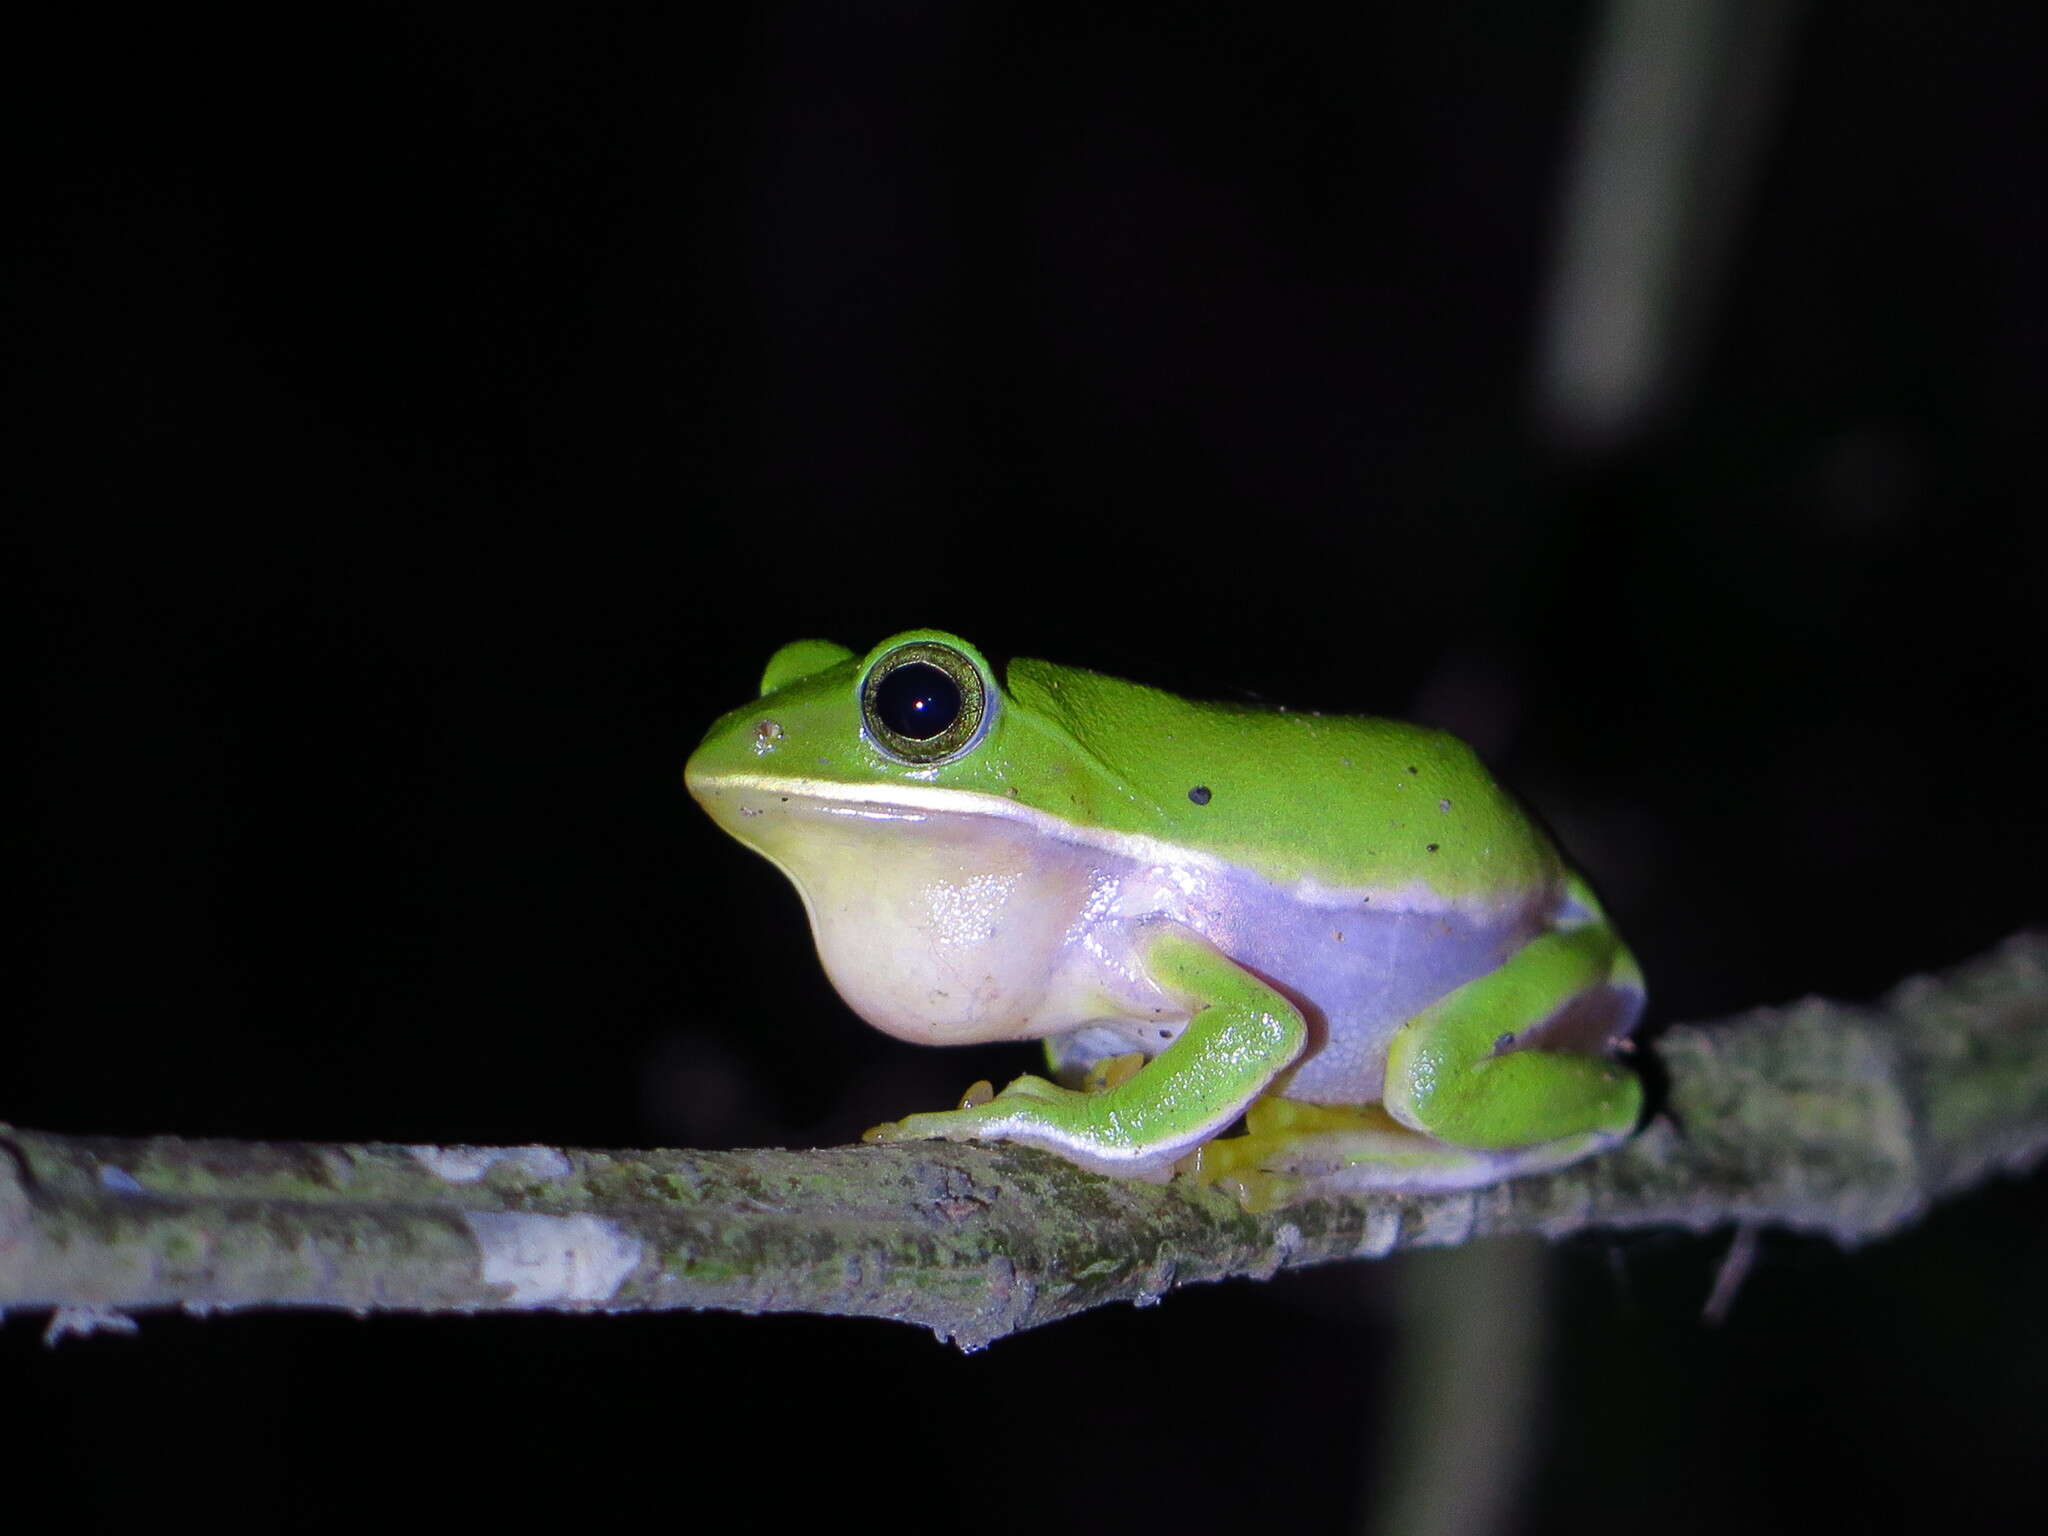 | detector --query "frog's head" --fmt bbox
[685,630,1104,1044]
[685,629,1011,813]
